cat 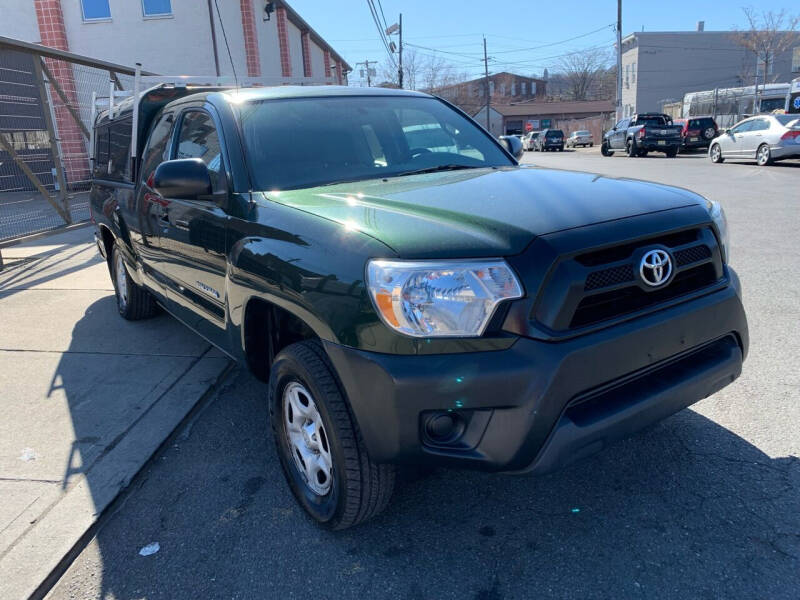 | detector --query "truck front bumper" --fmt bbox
[325,270,747,474]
